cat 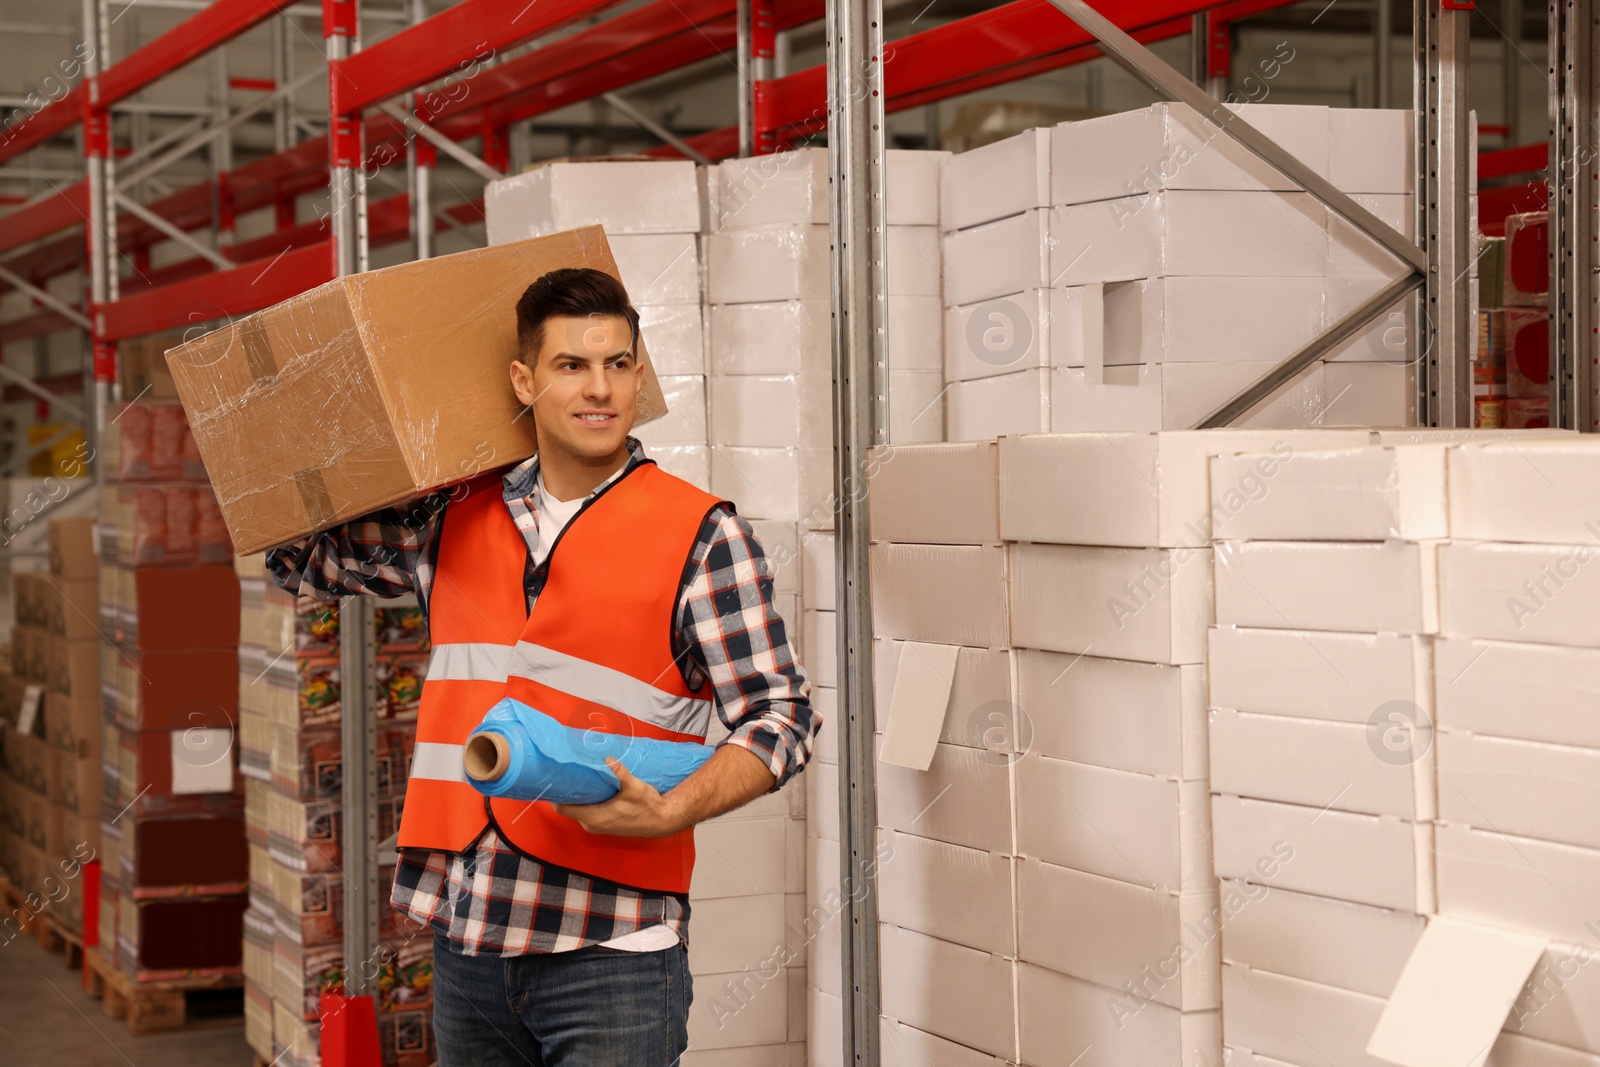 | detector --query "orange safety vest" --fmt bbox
[398,460,727,893]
